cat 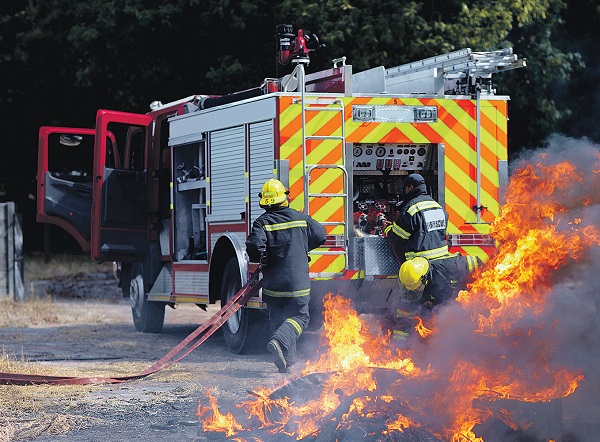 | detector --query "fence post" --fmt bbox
[0,202,24,301]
